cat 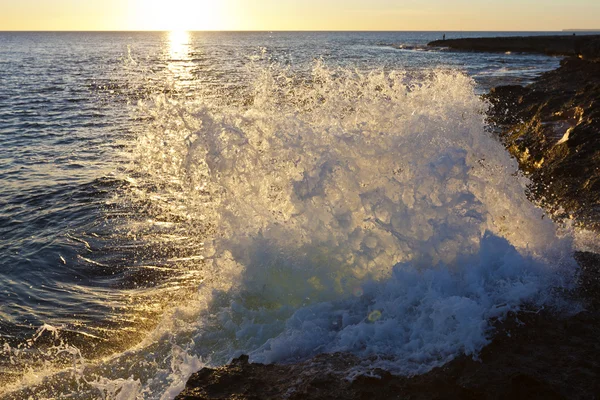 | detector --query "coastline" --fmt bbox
[431,34,600,228]
[174,36,600,399]
[485,58,600,228]
[428,34,600,59]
